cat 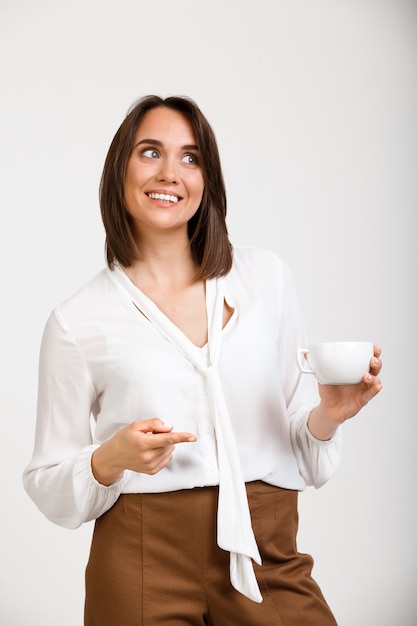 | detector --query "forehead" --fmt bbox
[134,106,197,144]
